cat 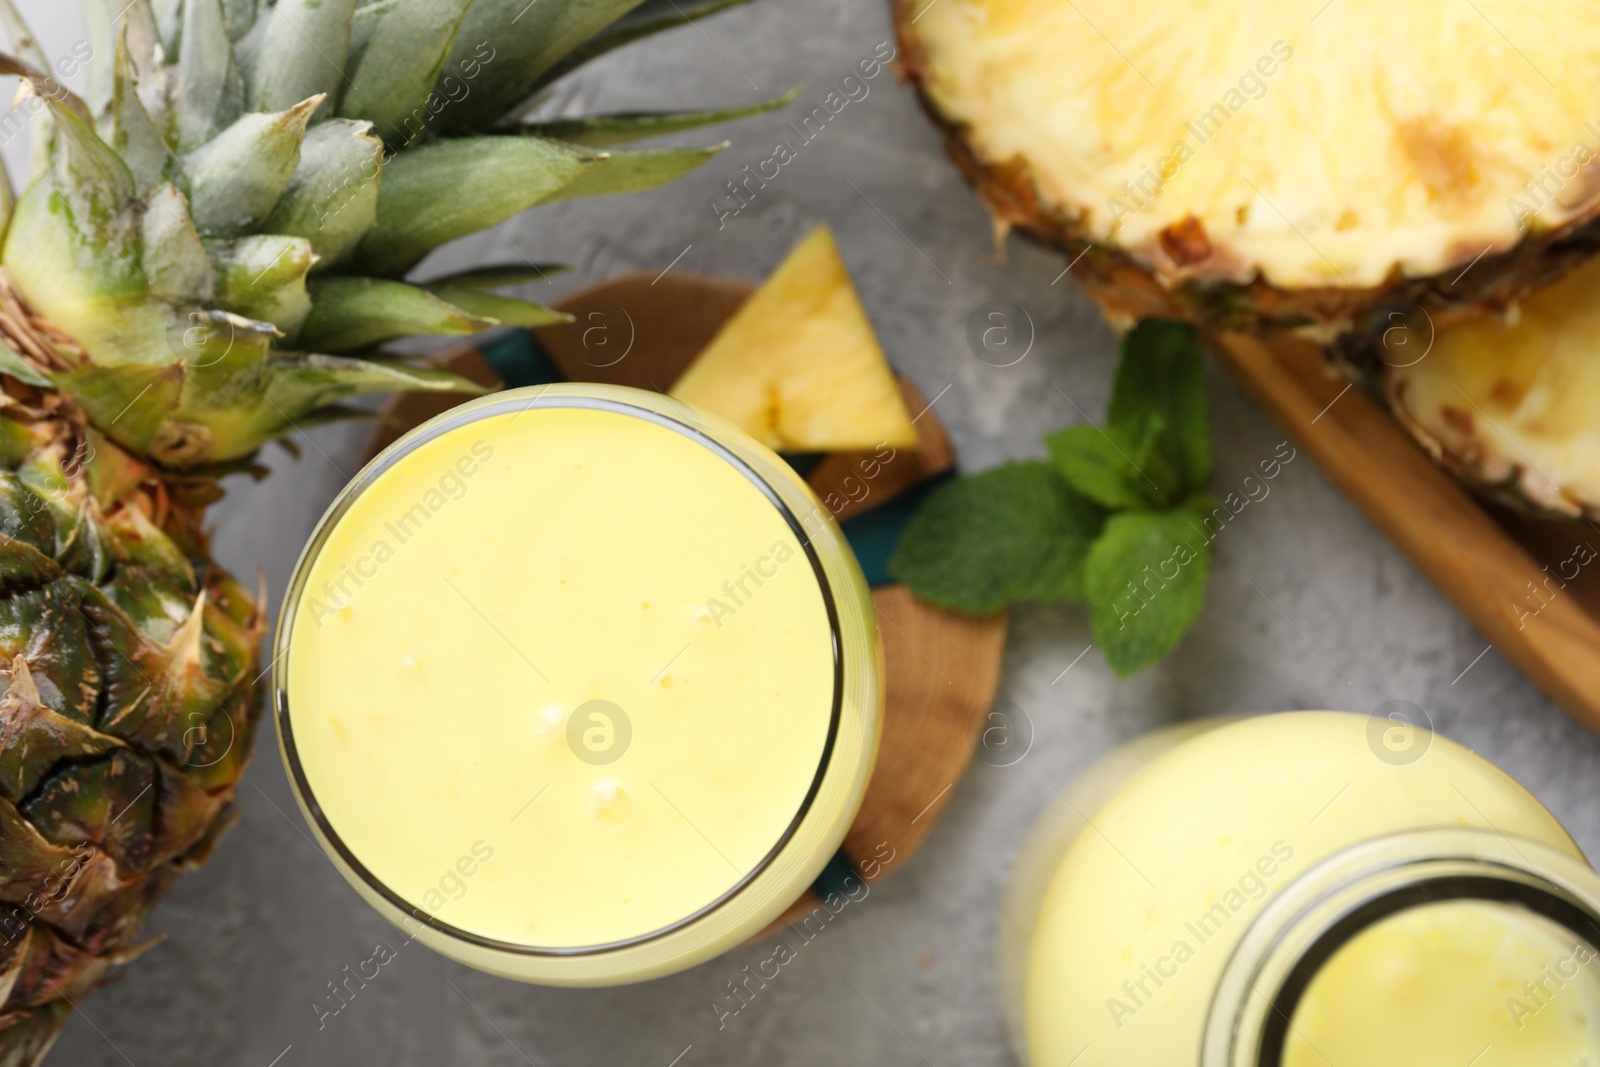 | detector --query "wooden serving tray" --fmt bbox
[364,272,1008,932]
[1213,331,1600,729]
